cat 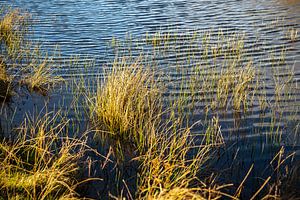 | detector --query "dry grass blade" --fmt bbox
[234,164,254,197]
